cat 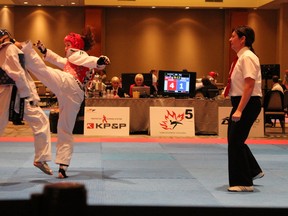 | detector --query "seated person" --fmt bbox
[271,75,284,93]
[207,71,218,84]
[195,77,218,98]
[106,76,125,98]
[264,78,285,127]
[129,73,154,97]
